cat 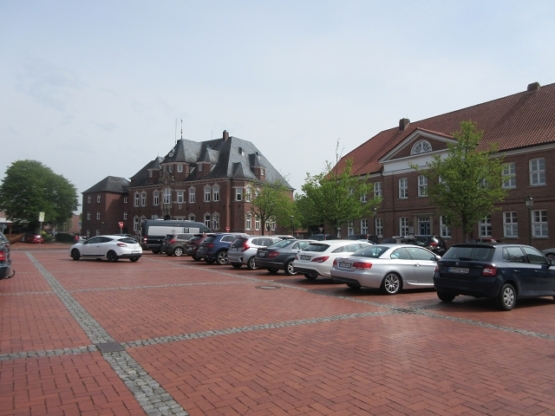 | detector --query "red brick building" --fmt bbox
[81,131,293,237]
[336,82,555,250]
